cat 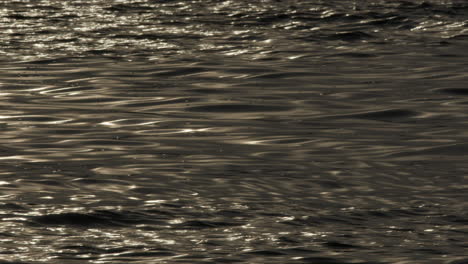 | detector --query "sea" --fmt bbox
[0,0,467,263]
